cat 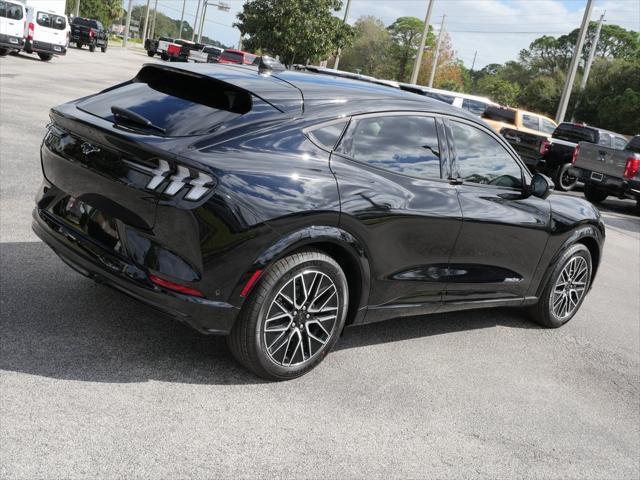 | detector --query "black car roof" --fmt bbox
[145,62,474,120]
